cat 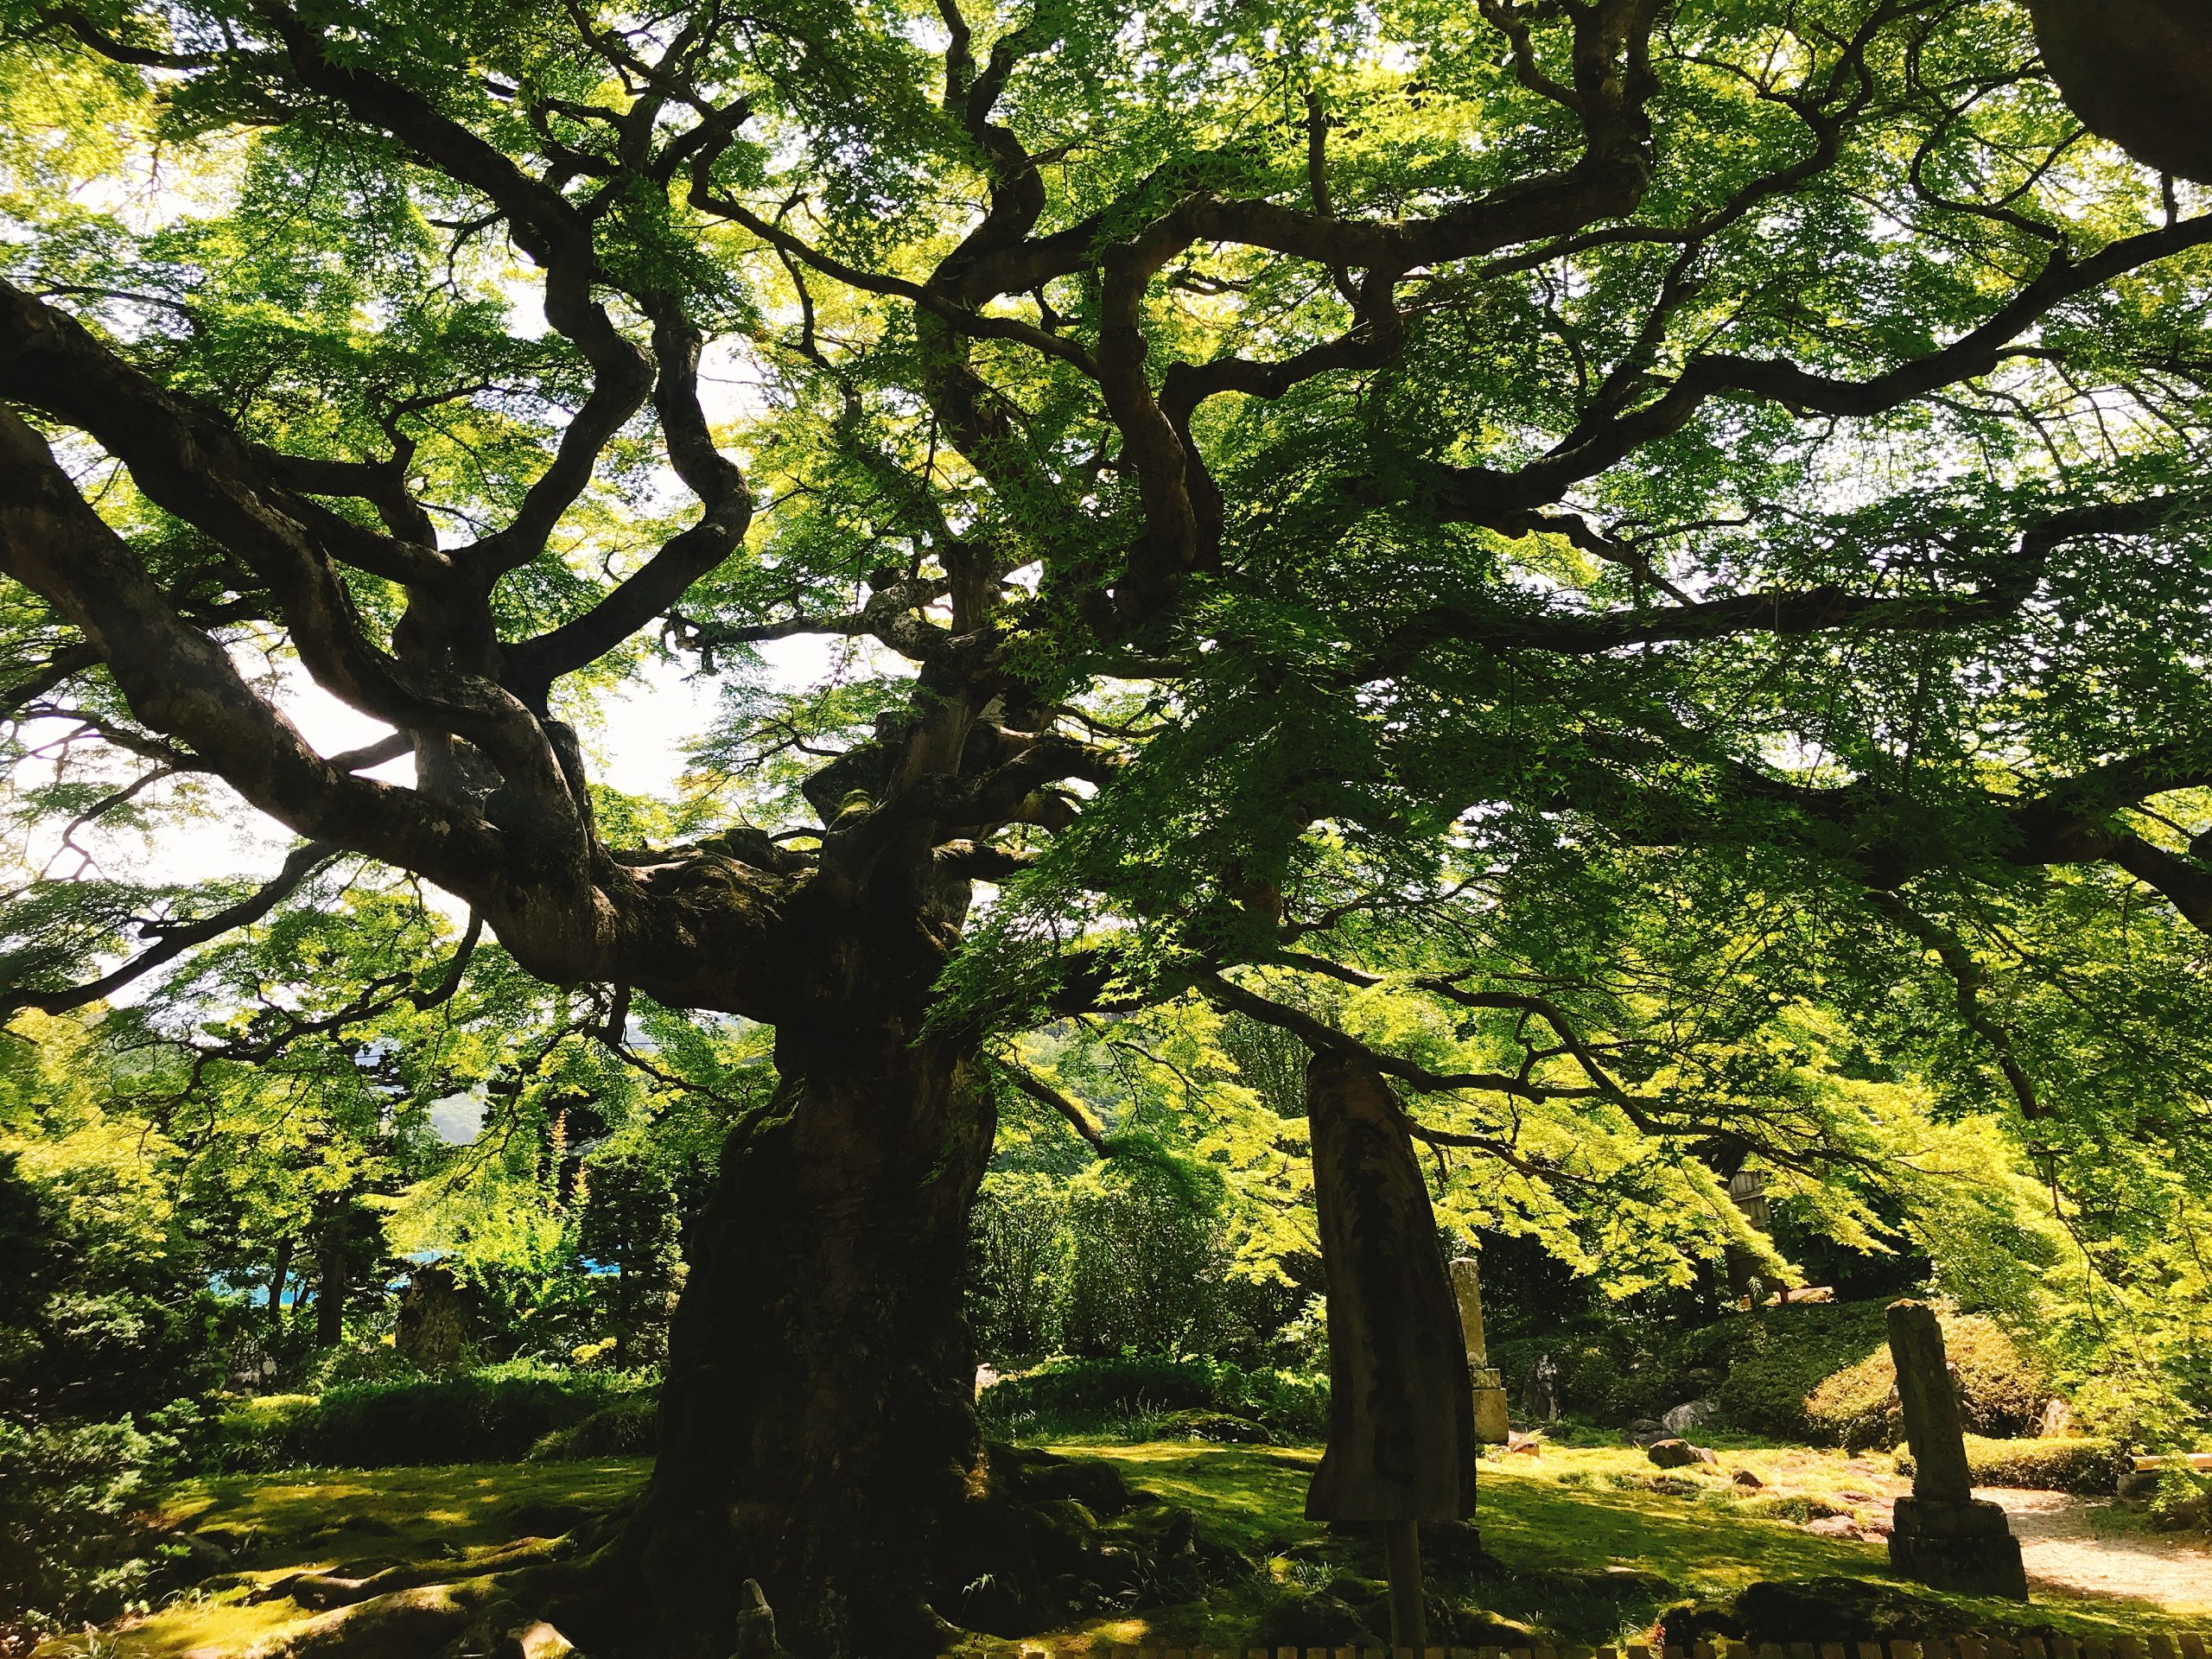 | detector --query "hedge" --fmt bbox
[976,1355,1329,1438]
[212,1362,653,1470]
[1803,1314,2050,1448]
[1490,1300,2055,1446]
[1896,1434,2130,1497]
[526,1395,660,1460]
